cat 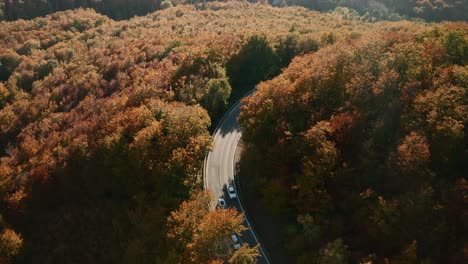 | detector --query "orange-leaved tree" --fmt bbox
[167,191,258,263]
